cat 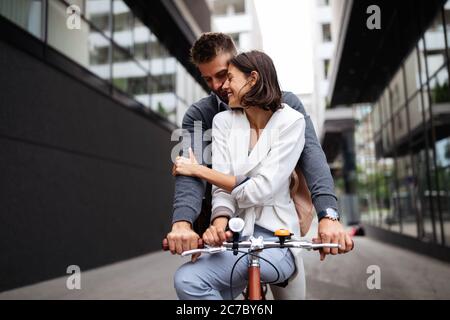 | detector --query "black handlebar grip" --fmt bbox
[162,238,204,251]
